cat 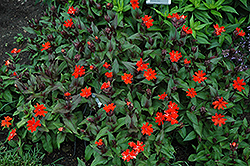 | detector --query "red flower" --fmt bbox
[143,68,157,81]
[5,60,10,66]
[72,65,85,78]
[27,117,41,133]
[103,103,116,113]
[64,18,73,28]
[236,27,245,37]
[193,70,207,83]
[182,25,192,34]
[212,97,228,110]
[233,77,246,92]
[164,101,179,125]
[141,122,153,136]
[95,139,103,146]
[8,128,17,141]
[1,116,12,128]
[105,72,113,78]
[80,87,92,98]
[155,112,165,126]
[130,0,139,10]
[213,24,225,36]
[186,88,197,98]
[90,65,94,70]
[212,113,227,127]
[136,58,149,71]
[11,48,21,54]
[167,13,187,20]
[128,141,145,153]
[158,92,167,100]
[103,62,111,69]
[13,72,17,76]
[184,58,191,64]
[122,149,137,162]
[41,42,51,51]
[169,50,182,62]
[34,103,47,117]
[67,6,76,15]
[101,81,111,89]
[121,73,133,84]
[142,15,154,29]
[58,127,64,131]
[64,92,71,97]
[167,101,179,112]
